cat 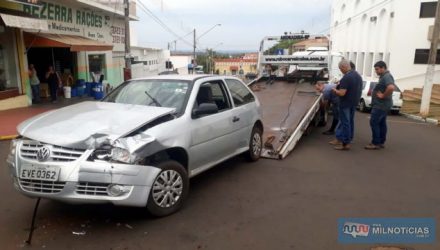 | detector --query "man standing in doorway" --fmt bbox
[331,59,362,150]
[29,64,40,104]
[46,66,61,103]
[365,61,395,150]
